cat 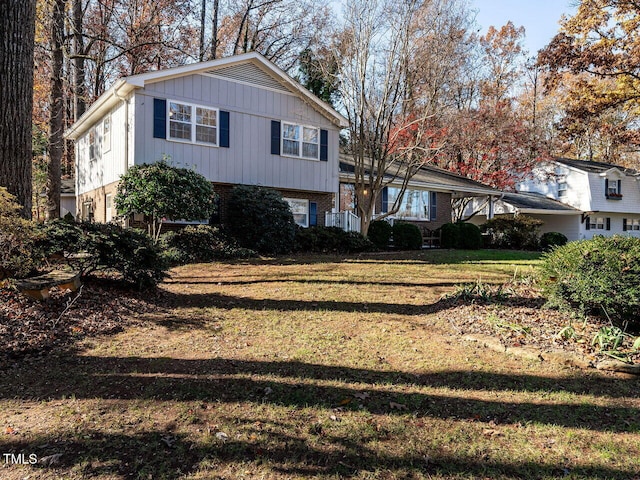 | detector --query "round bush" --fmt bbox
[160,225,256,264]
[226,186,296,255]
[540,235,640,326]
[540,231,568,251]
[367,220,392,249]
[392,222,423,250]
[459,222,483,250]
[440,223,461,249]
[294,226,374,253]
[481,216,542,250]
